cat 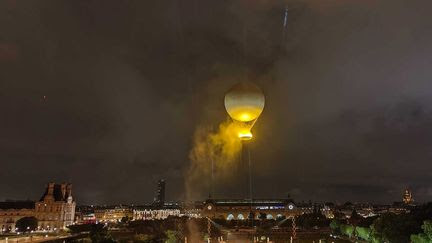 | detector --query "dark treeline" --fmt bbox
[330,203,432,243]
